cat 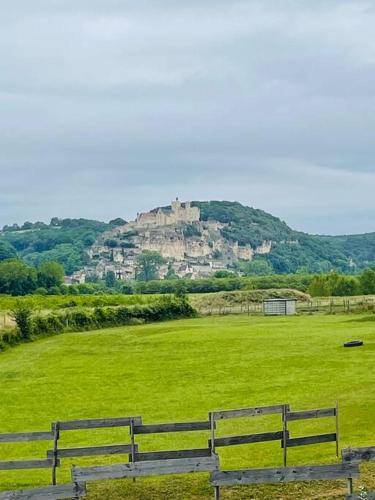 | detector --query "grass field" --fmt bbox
[1,314,375,498]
